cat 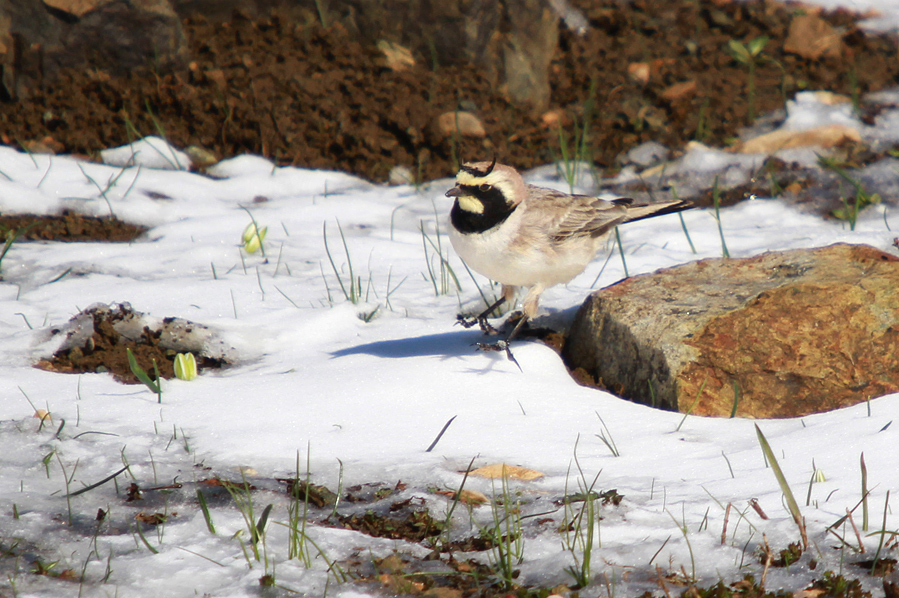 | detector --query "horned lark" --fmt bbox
[446,158,690,364]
